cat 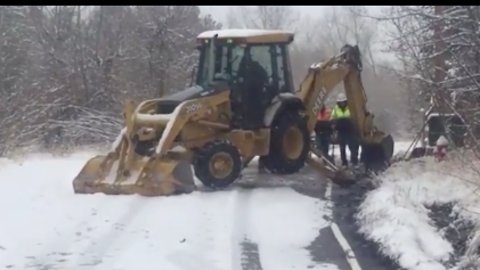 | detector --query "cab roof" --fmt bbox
[196,29,294,44]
